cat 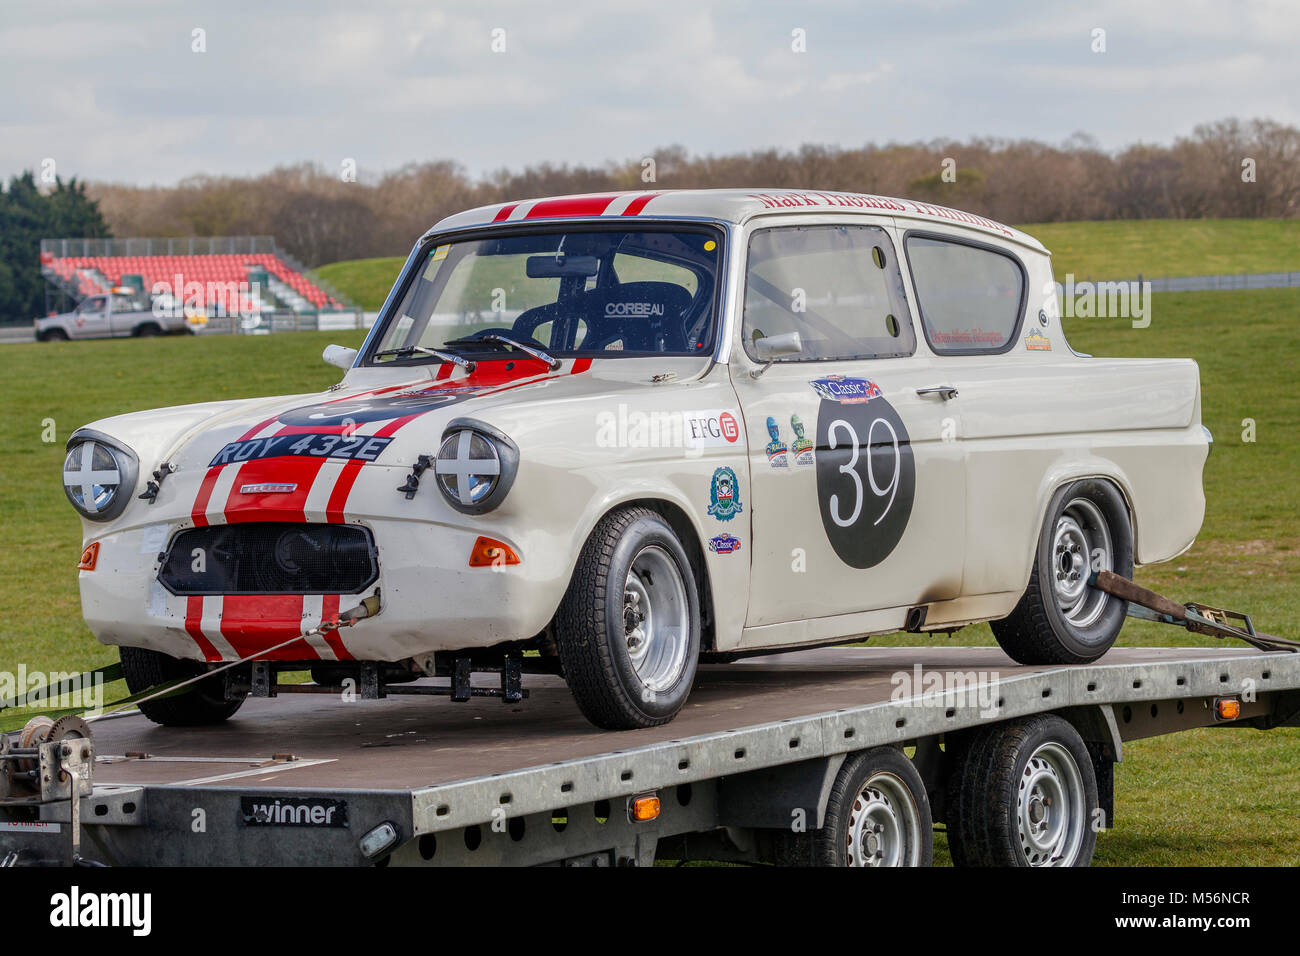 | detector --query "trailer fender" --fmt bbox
[716,754,848,830]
